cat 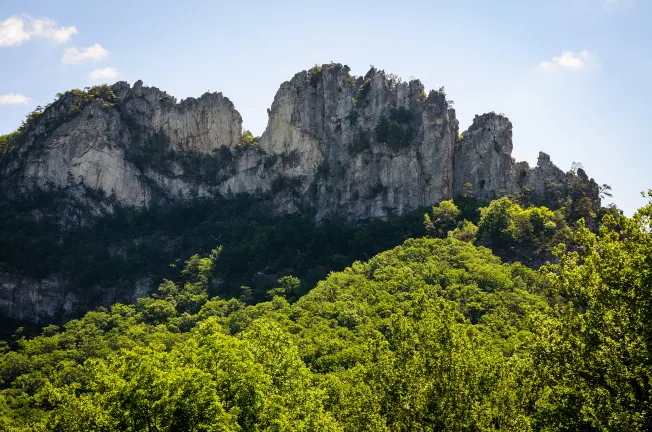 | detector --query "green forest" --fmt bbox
[1,188,650,431]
